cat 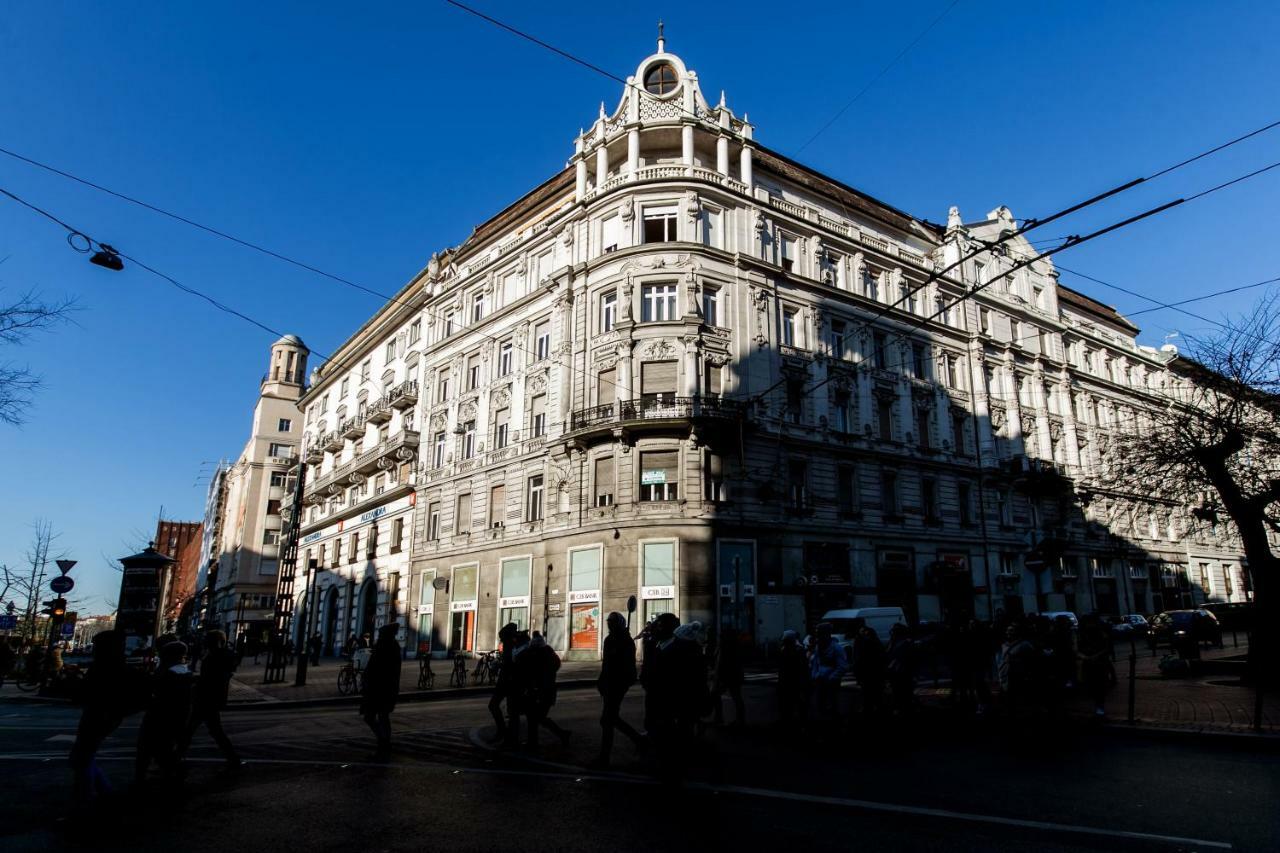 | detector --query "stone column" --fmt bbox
[683,336,700,397]
[575,158,587,202]
[682,124,694,169]
[1032,366,1052,462]
[716,135,729,175]
[627,128,640,174]
[595,144,608,189]
[970,345,996,462]
[1060,376,1081,473]
[1003,357,1025,457]
[740,145,753,188]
